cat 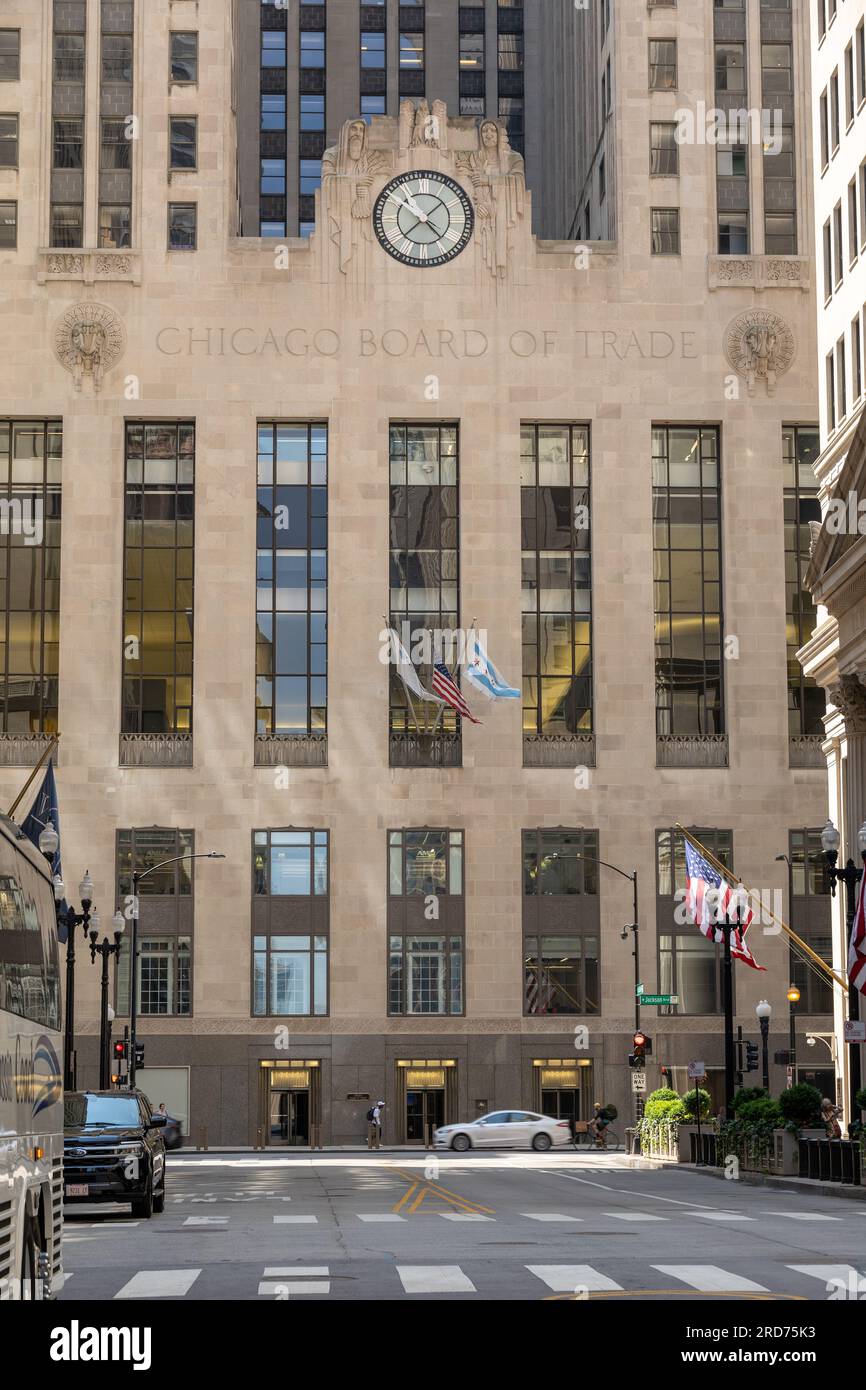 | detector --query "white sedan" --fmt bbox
[433,1110,572,1152]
